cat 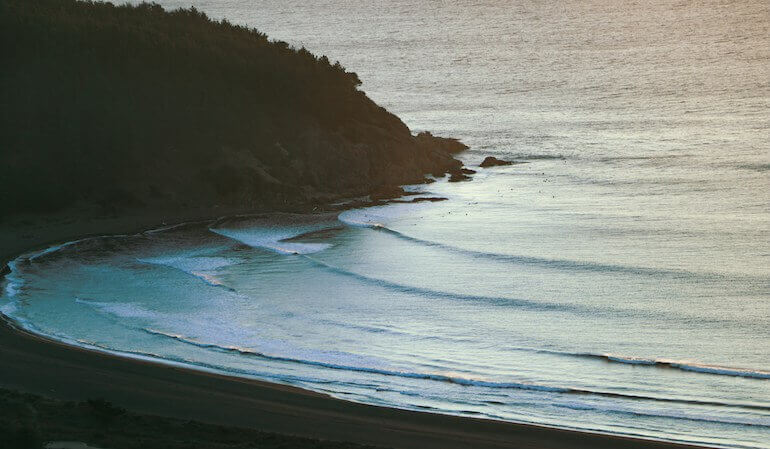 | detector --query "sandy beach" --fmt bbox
[0,212,712,449]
